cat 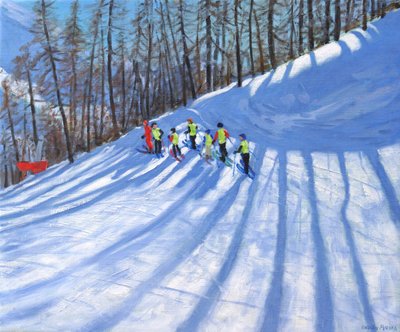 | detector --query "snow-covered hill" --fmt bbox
[0,0,33,72]
[1,11,399,332]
